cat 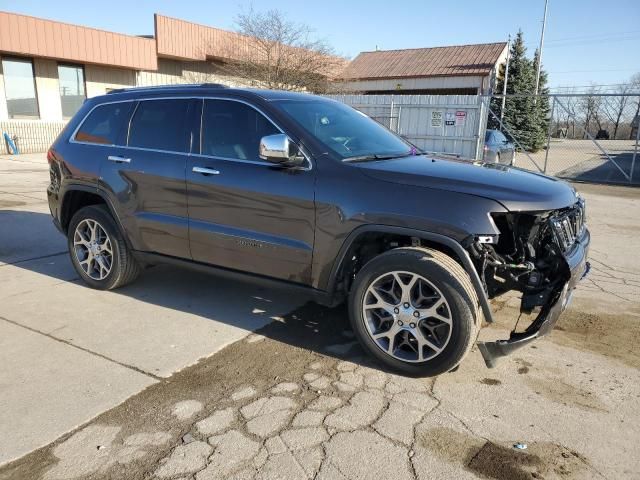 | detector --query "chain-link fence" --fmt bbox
[482,94,640,185]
